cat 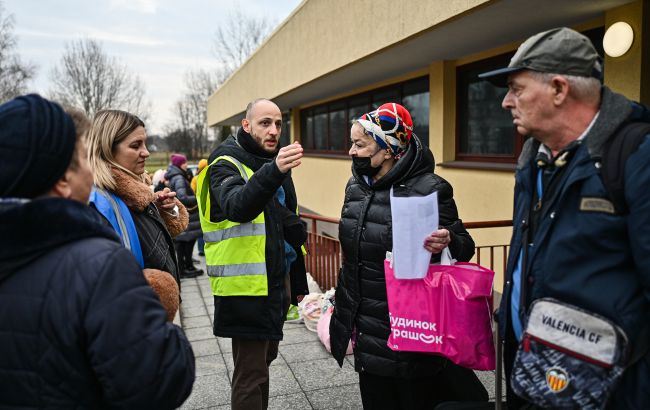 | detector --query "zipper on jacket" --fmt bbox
[523,332,613,369]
